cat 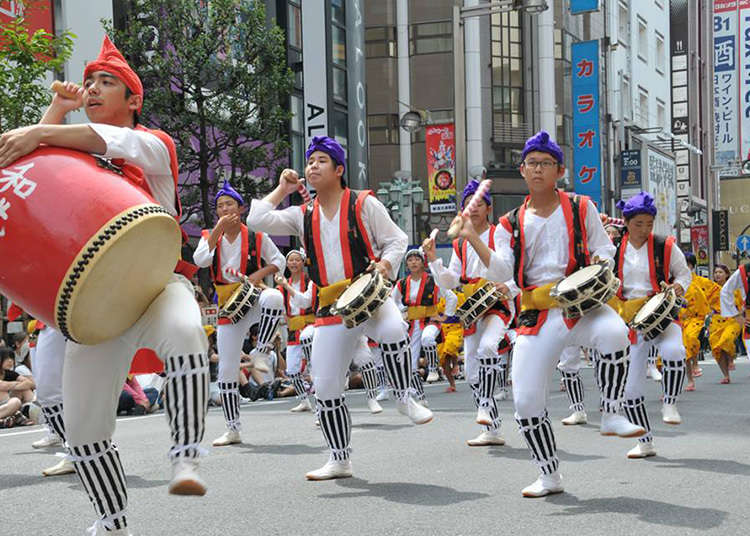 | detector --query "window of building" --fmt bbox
[638,86,649,127]
[331,0,345,25]
[365,26,397,58]
[368,114,400,145]
[287,2,301,49]
[656,98,666,129]
[333,108,348,151]
[330,5,347,105]
[618,1,630,48]
[409,22,452,55]
[655,31,665,74]
[490,10,525,148]
[622,75,631,119]
[637,17,648,63]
